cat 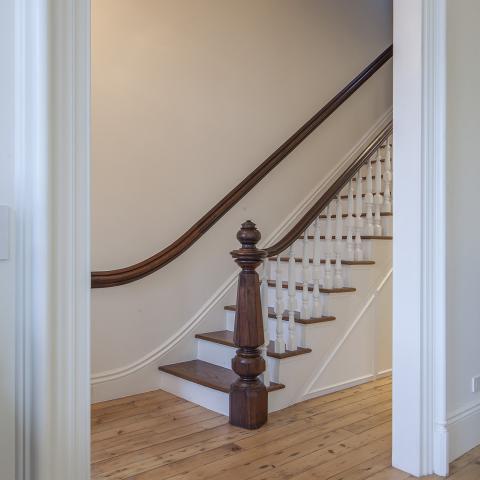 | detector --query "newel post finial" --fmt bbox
[229,220,268,429]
